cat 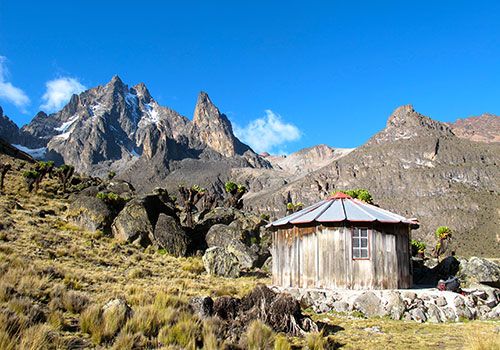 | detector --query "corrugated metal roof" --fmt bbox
[268,192,419,228]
